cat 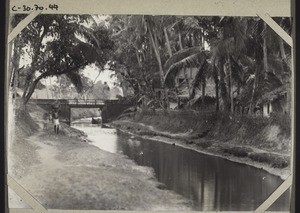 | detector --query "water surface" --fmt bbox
[74,125,290,211]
